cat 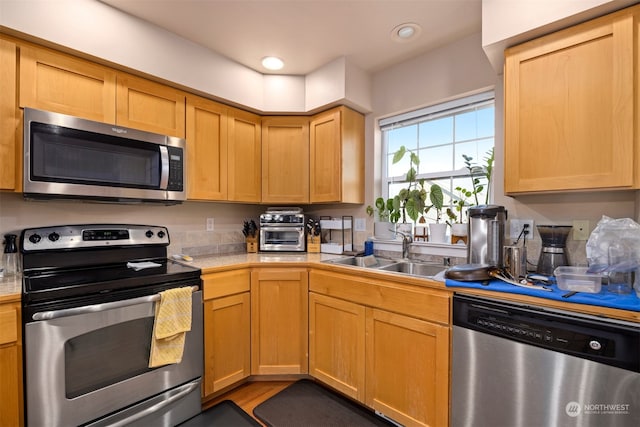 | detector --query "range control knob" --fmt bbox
[48,232,60,242]
[29,234,42,244]
[145,230,154,238]
[157,230,166,239]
